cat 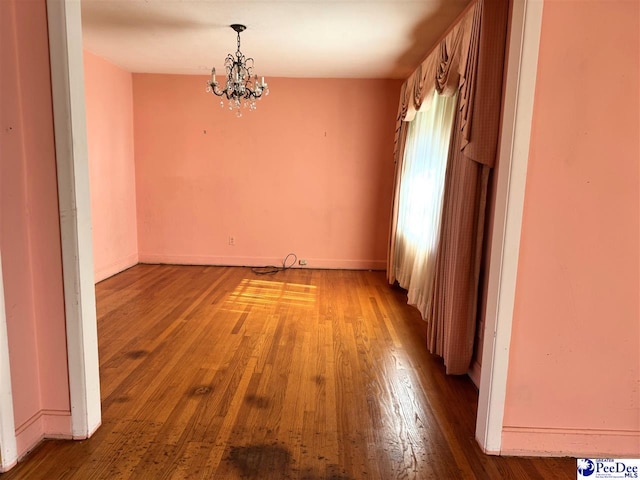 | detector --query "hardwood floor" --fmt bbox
[2,265,575,479]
